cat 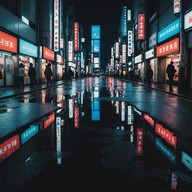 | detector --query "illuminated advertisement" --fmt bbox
[127,10,131,21]
[43,46,55,61]
[19,39,38,57]
[121,6,127,36]
[155,123,177,148]
[74,22,79,51]
[94,63,99,68]
[0,135,20,162]
[184,10,192,30]
[174,0,180,14]
[54,0,59,51]
[43,112,56,129]
[68,41,73,62]
[91,25,100,39]
[137,128,144,155]
[21,124,39,145]
[181,151,192,171]
[155,138,176,165]
[128,30,133,57]
[122,44,126,64]
[92,40,100,53]
[0,31,17,53]
[156,38,179,57]
[138,14,145,40]
[56,54,64,64]
[115,42,119,58]
[94,57,100,64]
[158,18,180,43]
